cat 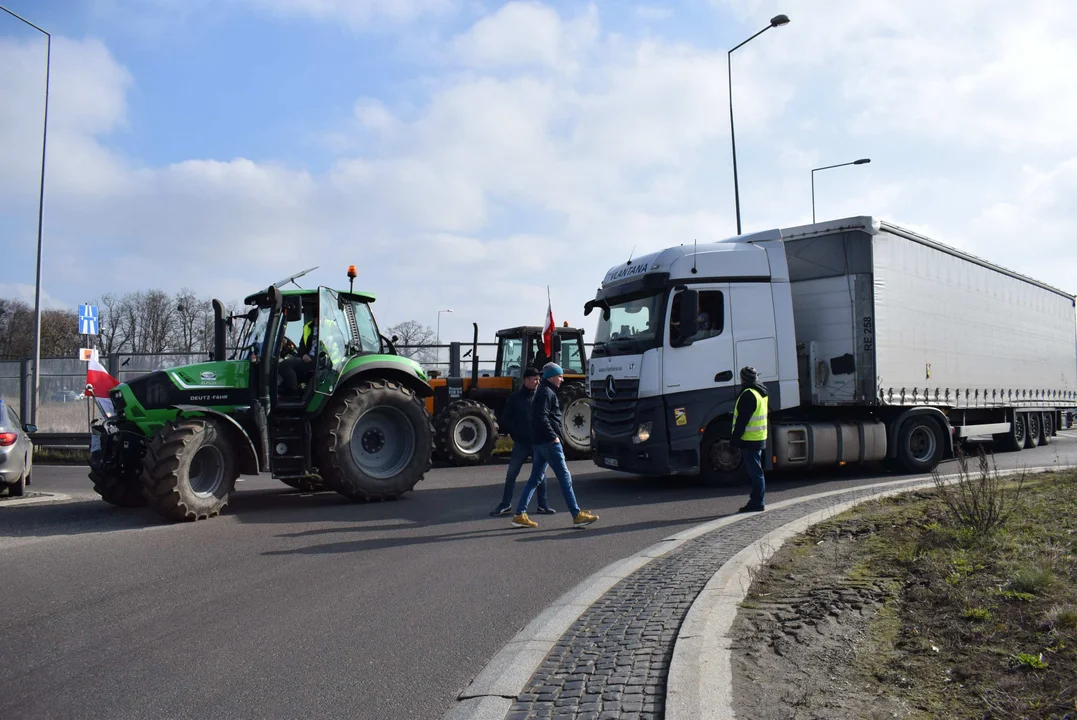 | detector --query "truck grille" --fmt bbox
[589,378,640,401]
[591,399,636,438]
